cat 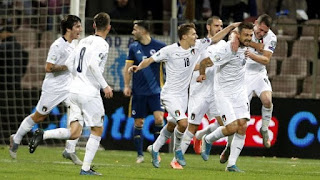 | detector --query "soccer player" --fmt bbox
[9,15,82,165]
[197,22,254,172]
[129,22,238,168]
[170,16,226,169]
[219,14,277,163]
[28,12,113,176]
[123,20,166,164]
